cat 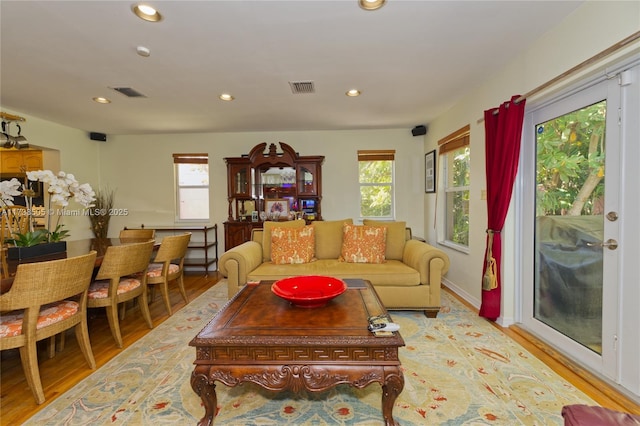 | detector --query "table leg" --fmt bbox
[381,370,404,426]
[191,369,217,426]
